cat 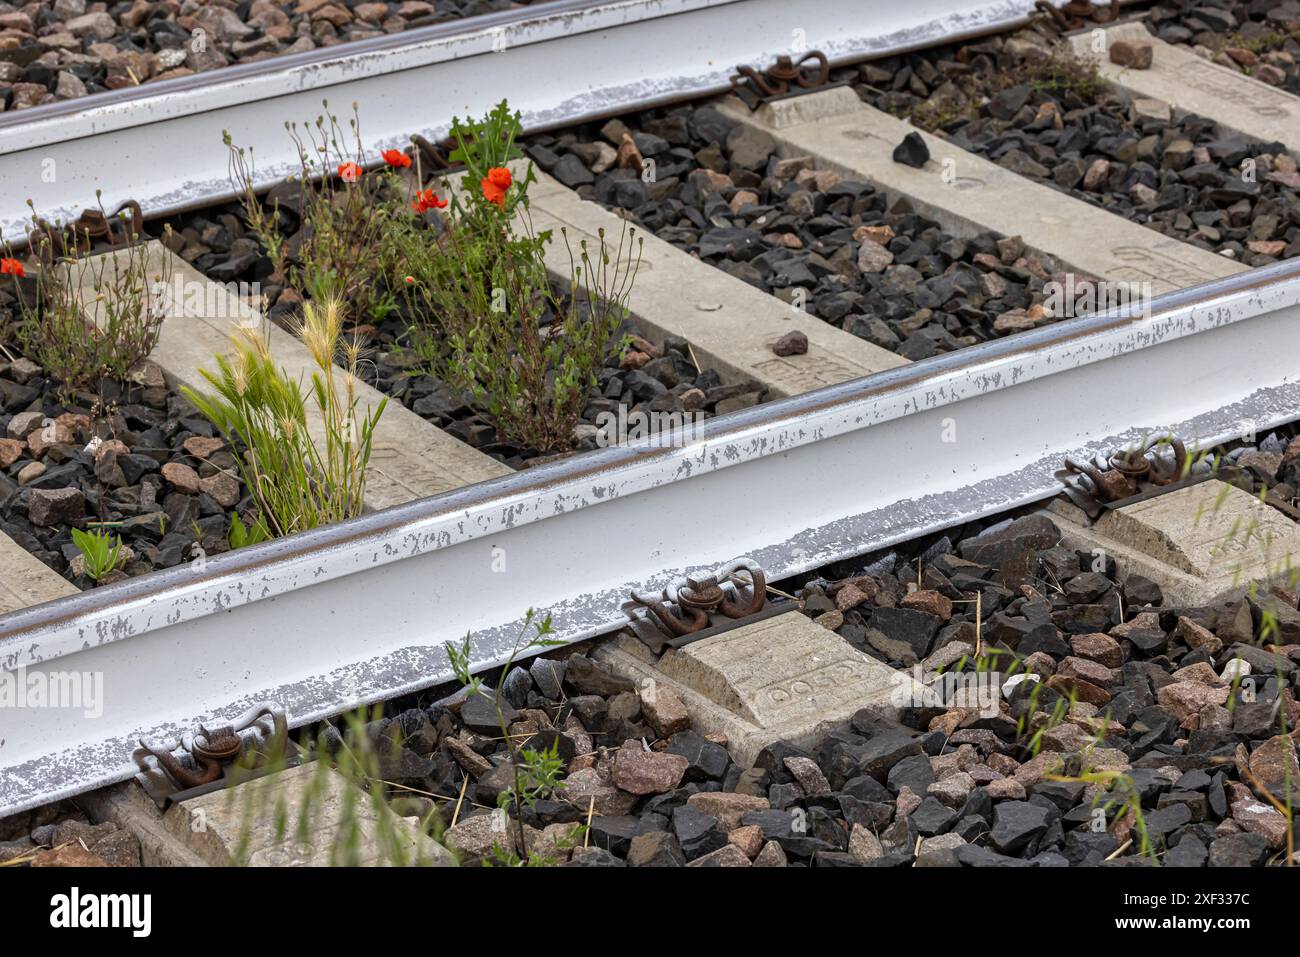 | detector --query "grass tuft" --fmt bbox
[182,297,386,538]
